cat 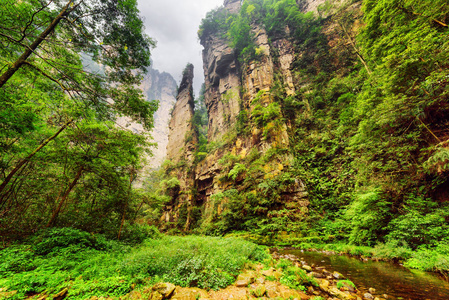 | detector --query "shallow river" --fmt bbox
[281,249,449,300]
